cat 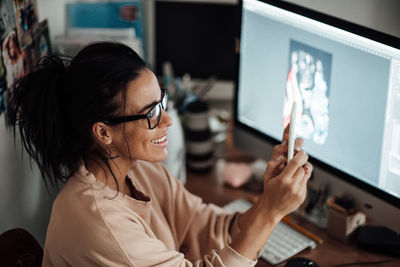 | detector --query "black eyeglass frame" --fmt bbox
[103,88,167,129]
